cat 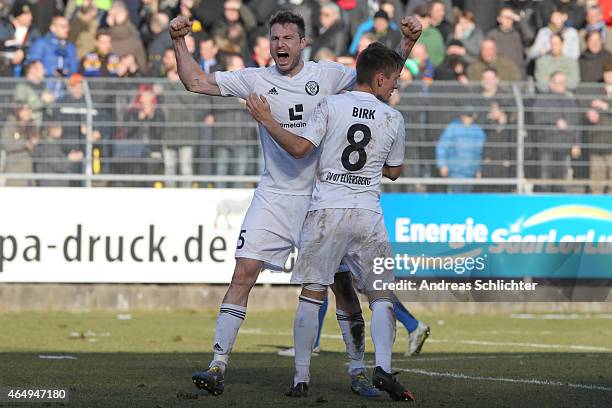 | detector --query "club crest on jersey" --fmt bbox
[305,81,319,96]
